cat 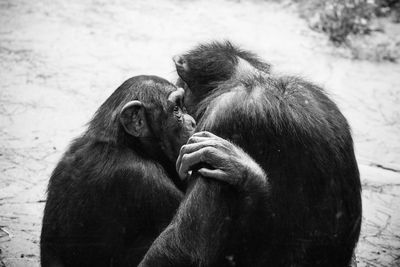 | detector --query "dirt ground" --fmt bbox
[0,0,399,266]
